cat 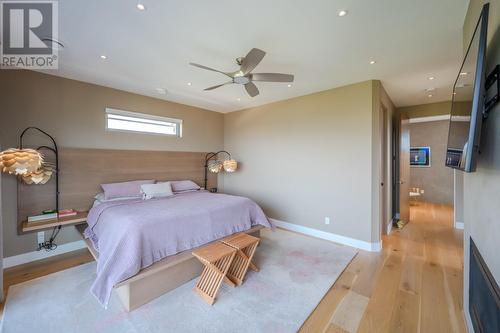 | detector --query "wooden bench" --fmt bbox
[221,233,260,286]
[192,242,236,305]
